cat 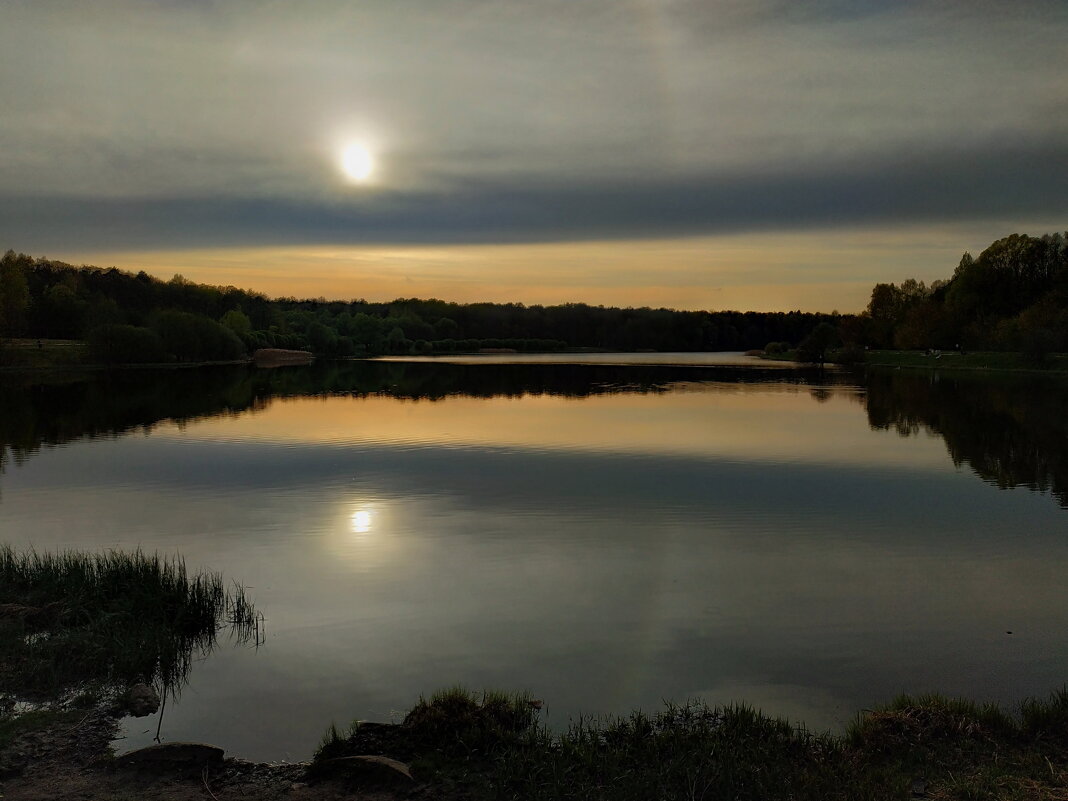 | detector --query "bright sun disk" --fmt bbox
[341,144,374,182]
